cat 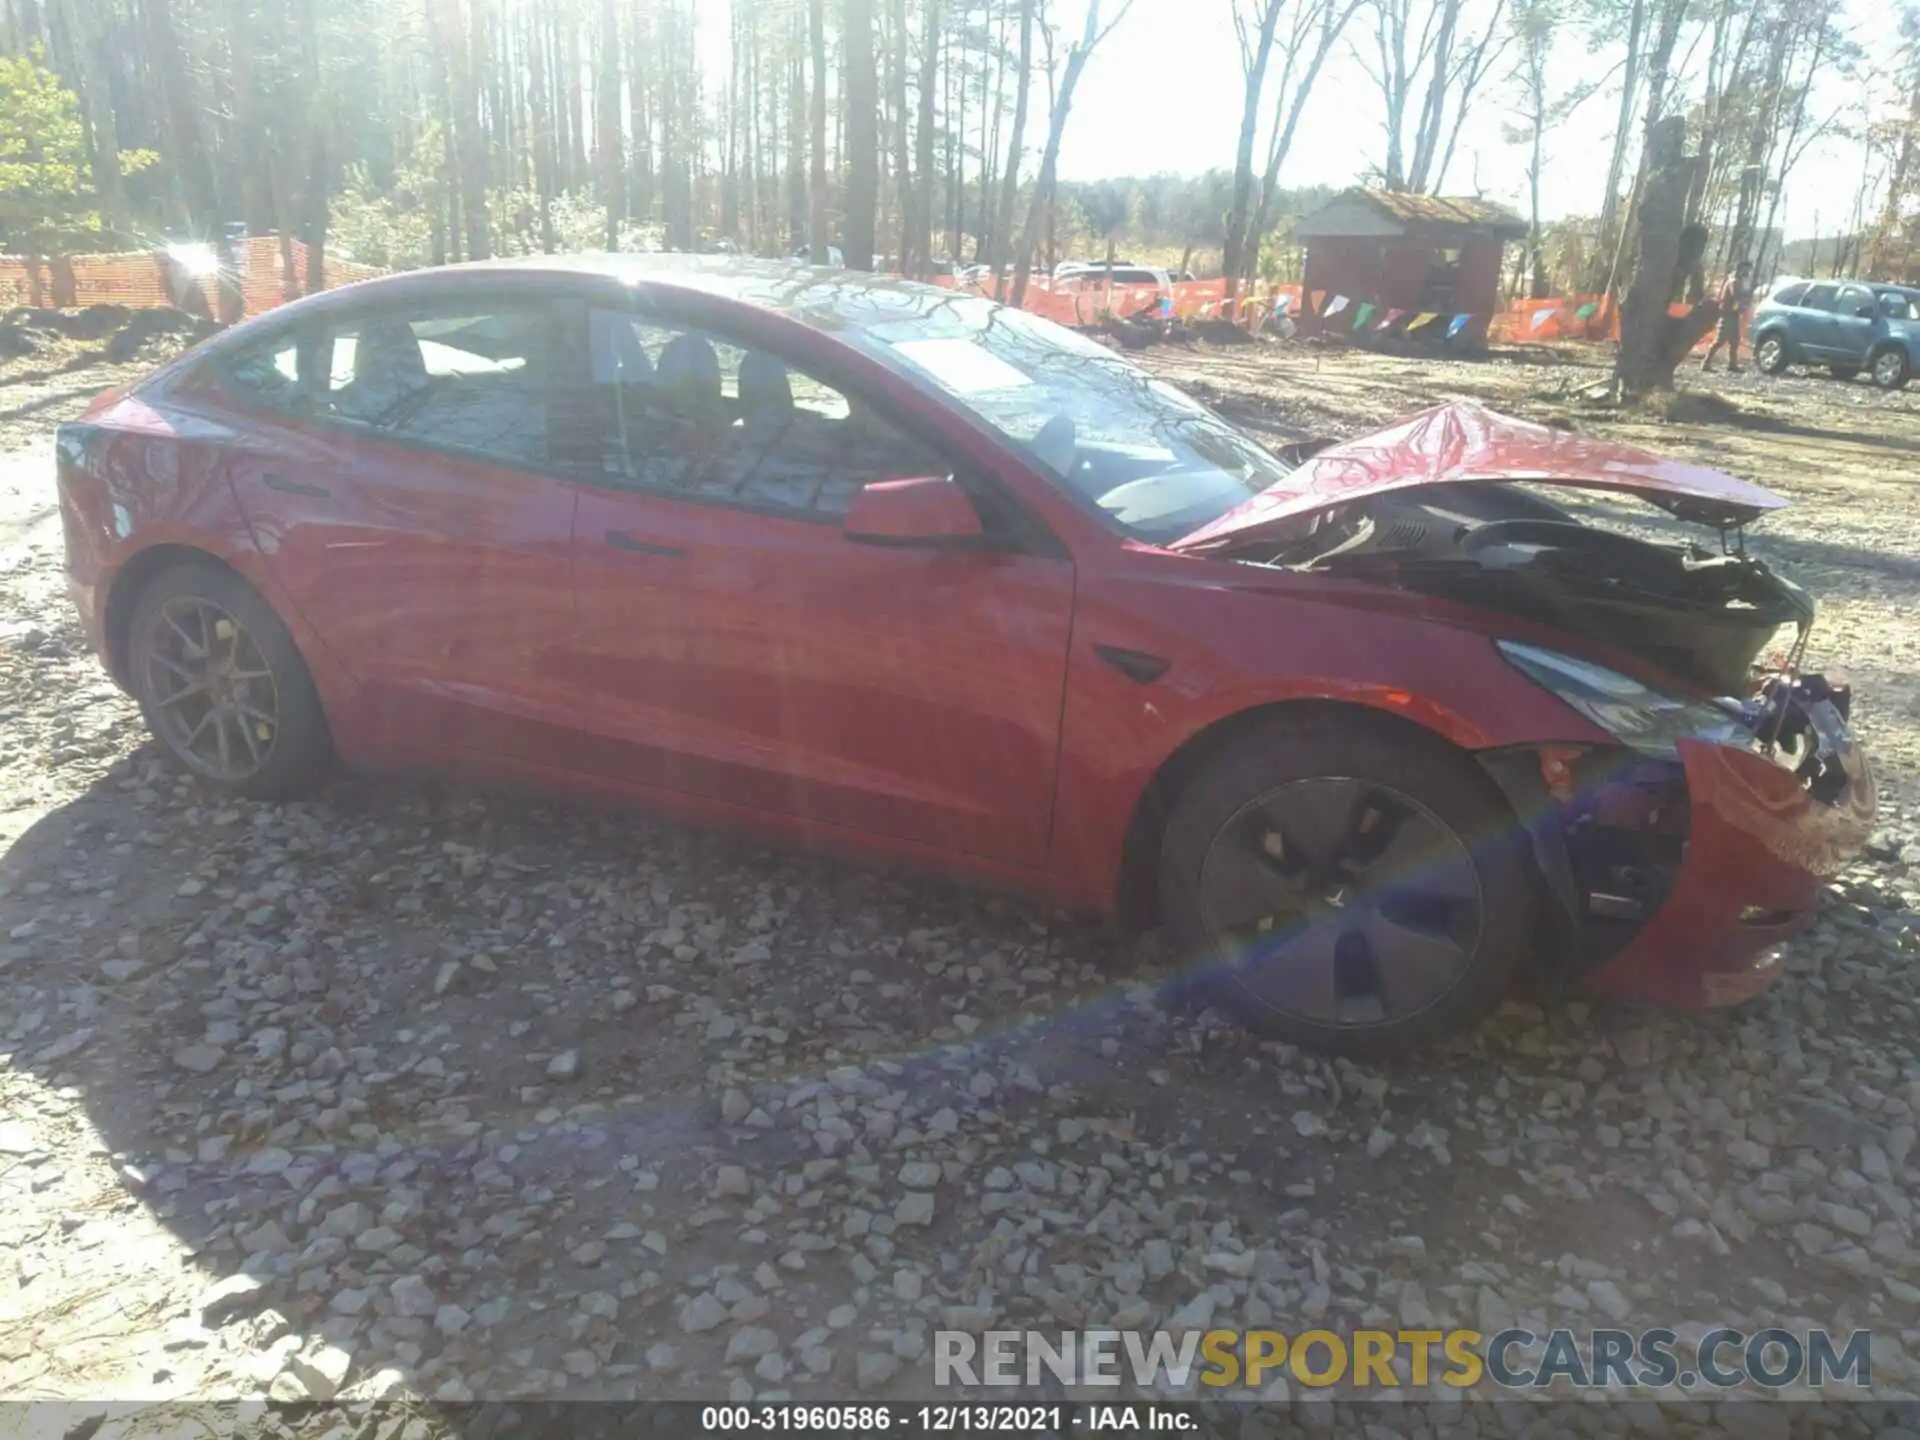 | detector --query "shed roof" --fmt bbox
[1295,189,1528,241]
